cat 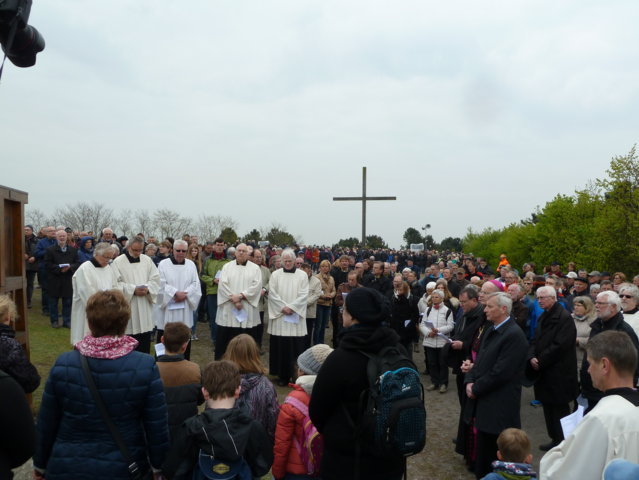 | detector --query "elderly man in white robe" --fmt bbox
[111,236,160,354]
[70,242,120,345]
[214,243,263,359]
[157,239,202,360]
[268,248,309,386]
